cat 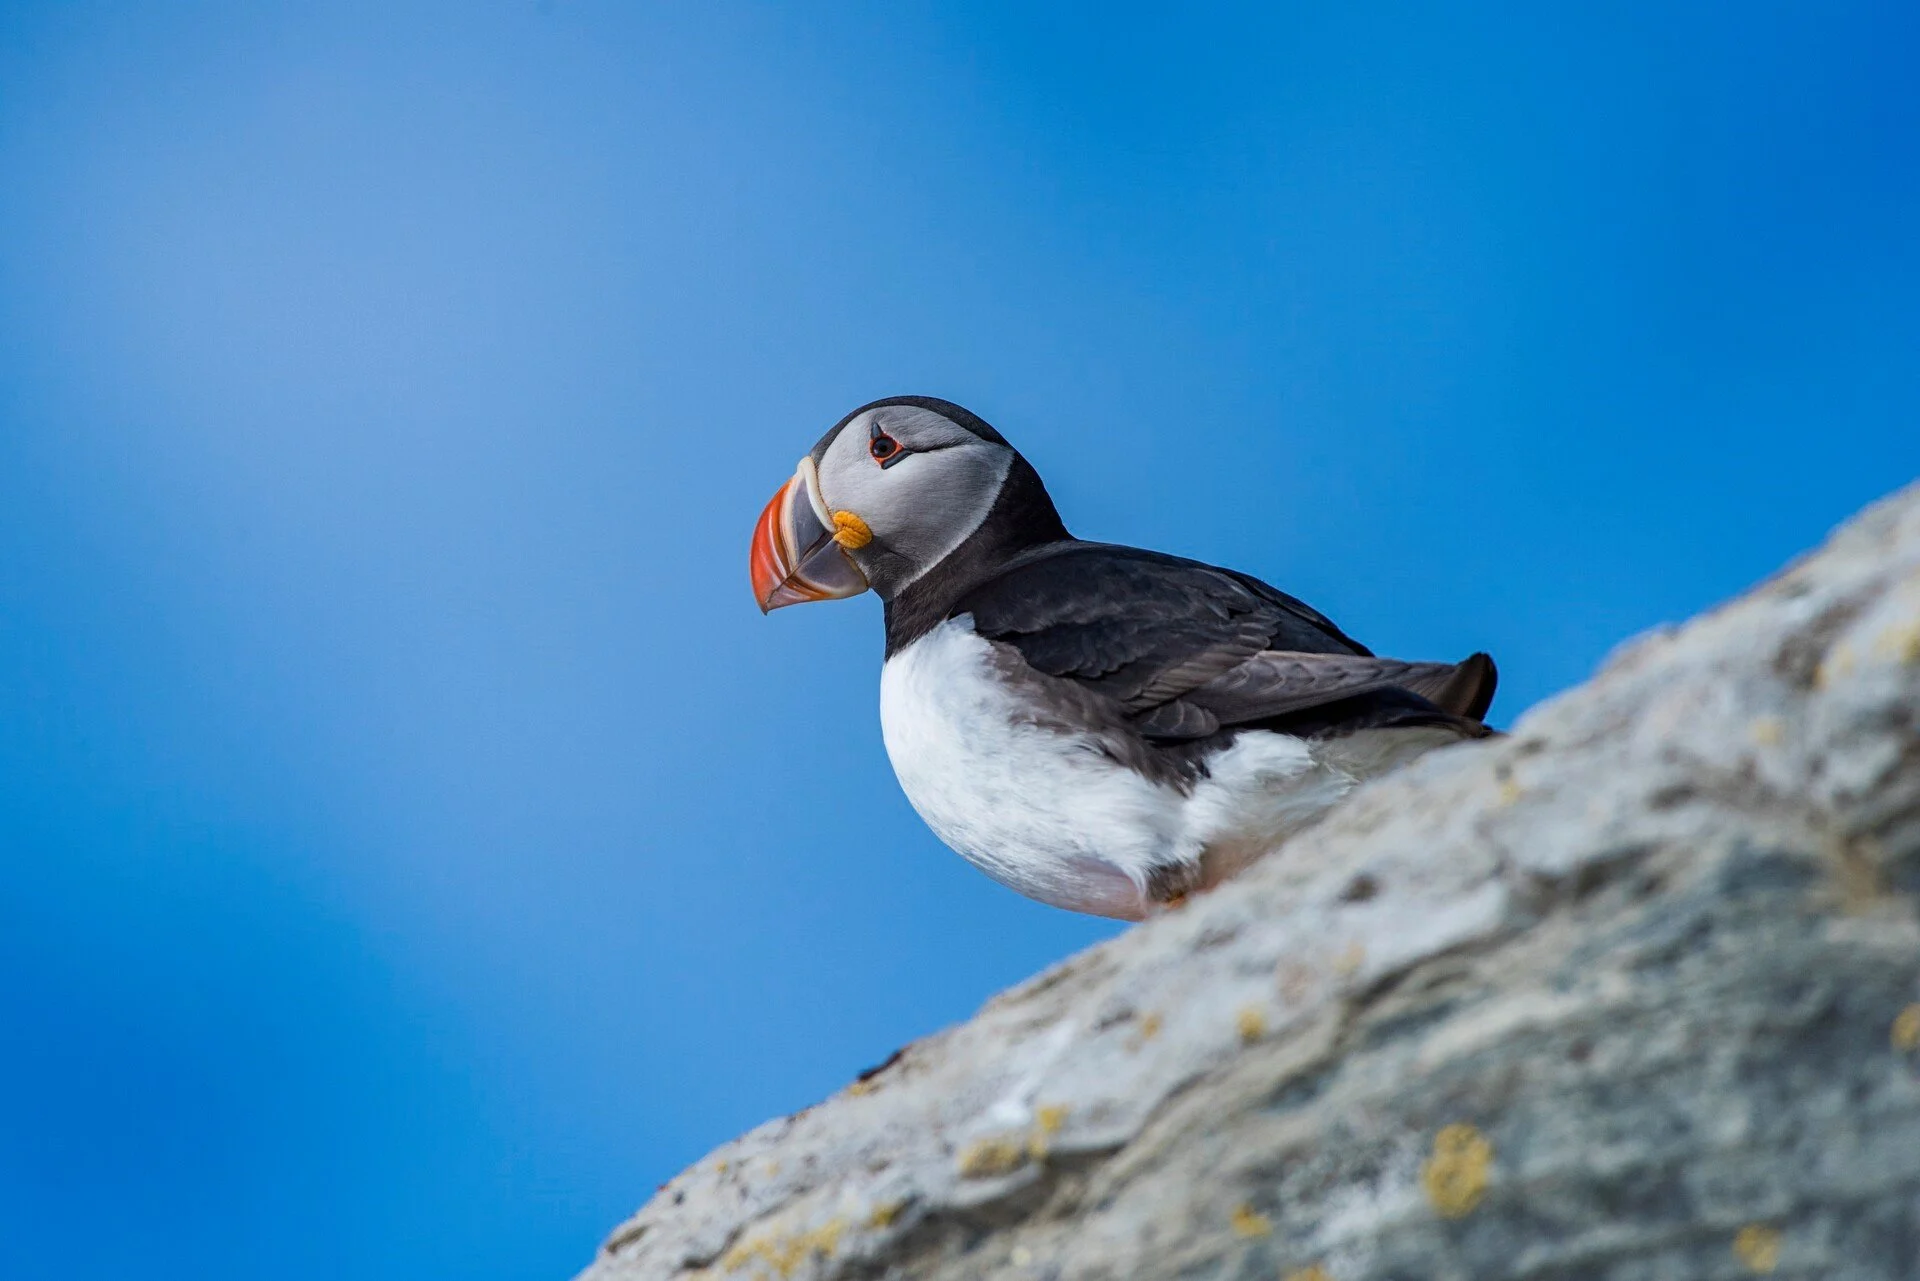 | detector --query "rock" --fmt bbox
[580,484,1920,1281]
